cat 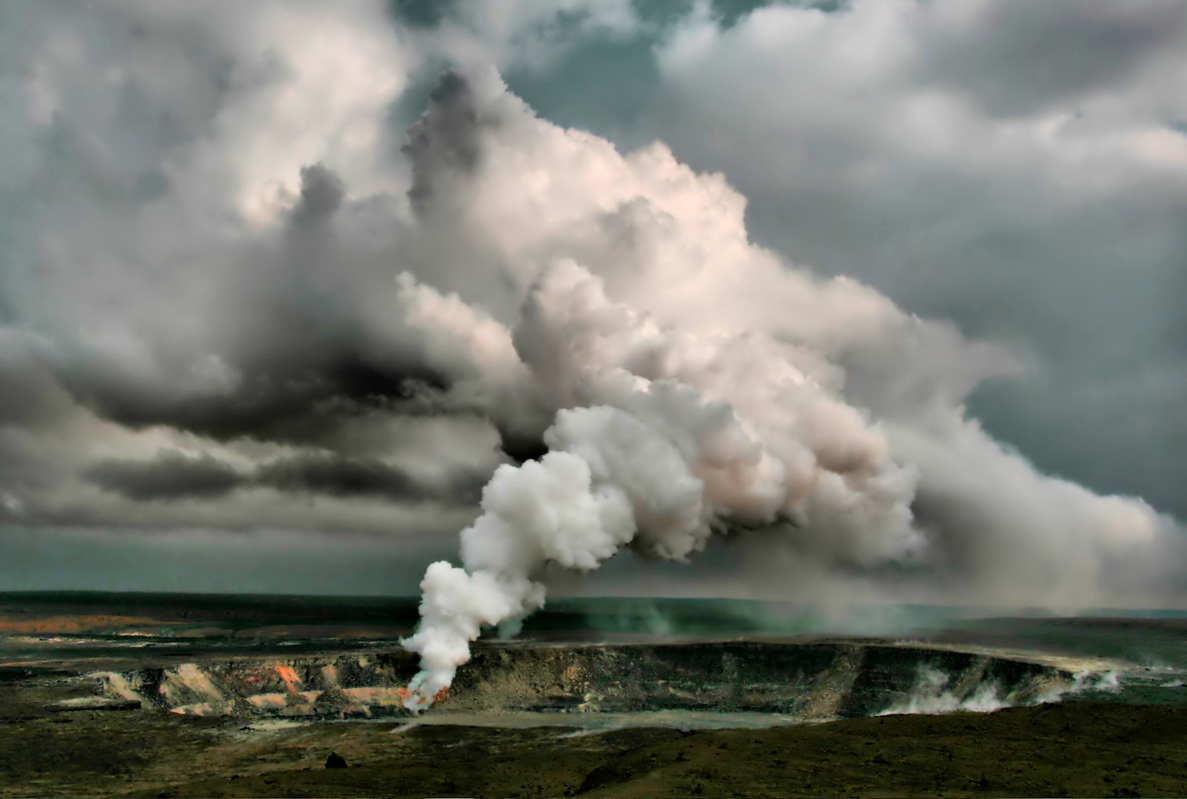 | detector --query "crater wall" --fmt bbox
[95,640,1081,721]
